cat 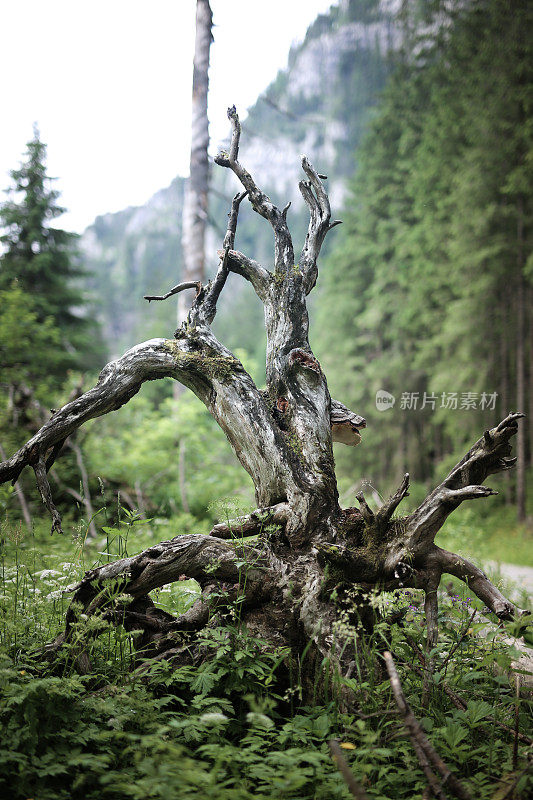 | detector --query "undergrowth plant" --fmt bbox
[0,513,531,800]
